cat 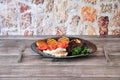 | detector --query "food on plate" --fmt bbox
[36,36,89,57]
[66,39,88,56]
[71,46,81,56]
[66,39,83,53]
[43,48,68,57]
[47,38,57,45]
[47,38,58,50]
[58,36,69,43]
[57,36,69,48]
[36,40,48,50]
